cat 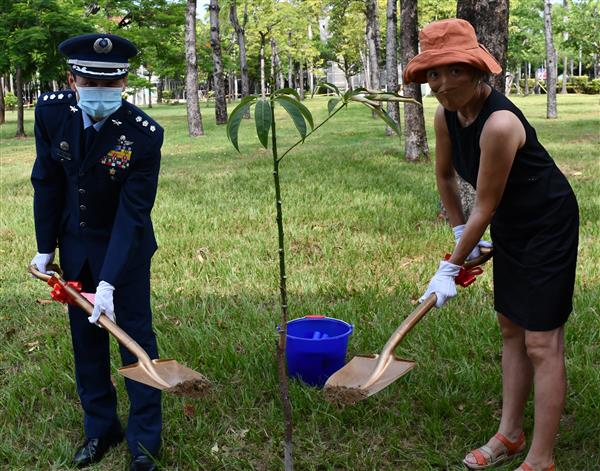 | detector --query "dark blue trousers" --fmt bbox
[68,261,162,456]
